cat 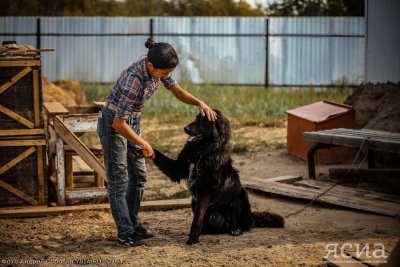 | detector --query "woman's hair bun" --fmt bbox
[145,38,156,49]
